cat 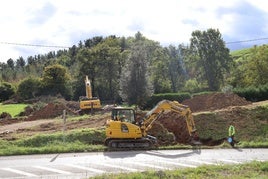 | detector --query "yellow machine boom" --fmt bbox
[79,75,101,113]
